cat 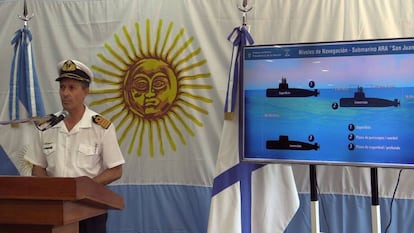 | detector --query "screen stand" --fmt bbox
[310,164,322,233]
[371,167,381,233]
